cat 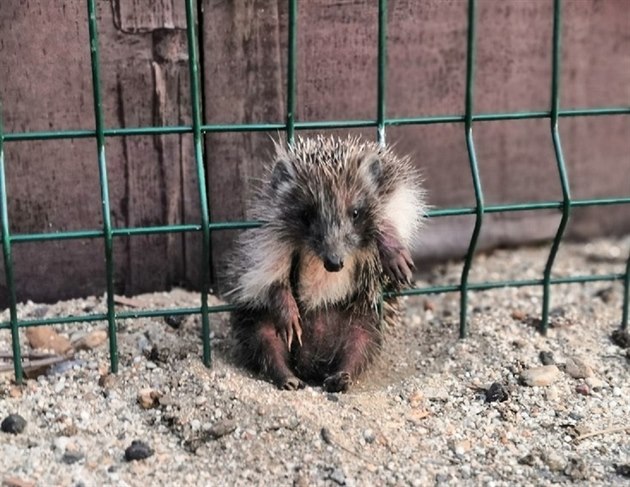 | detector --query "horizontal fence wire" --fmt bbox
[0,0,629,382]
[4,107,630,142]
